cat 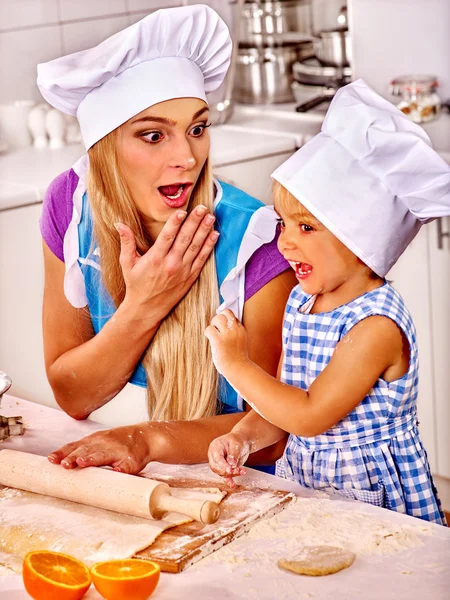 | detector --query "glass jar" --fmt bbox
[390,75,441,124]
